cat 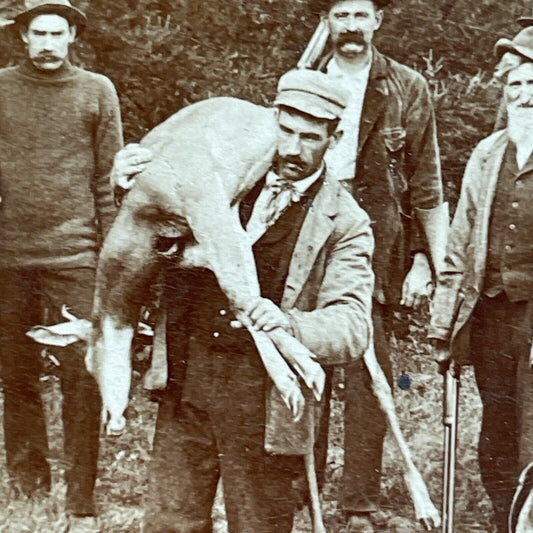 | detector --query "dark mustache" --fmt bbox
[280,156,305,169]
[34,53,61,63]
[337,31,366,46]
